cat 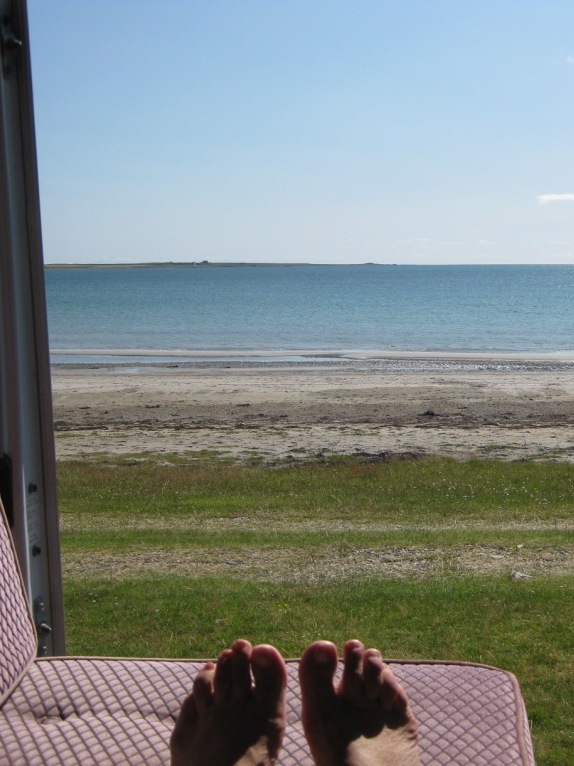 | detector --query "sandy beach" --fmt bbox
[50,358,574,463]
